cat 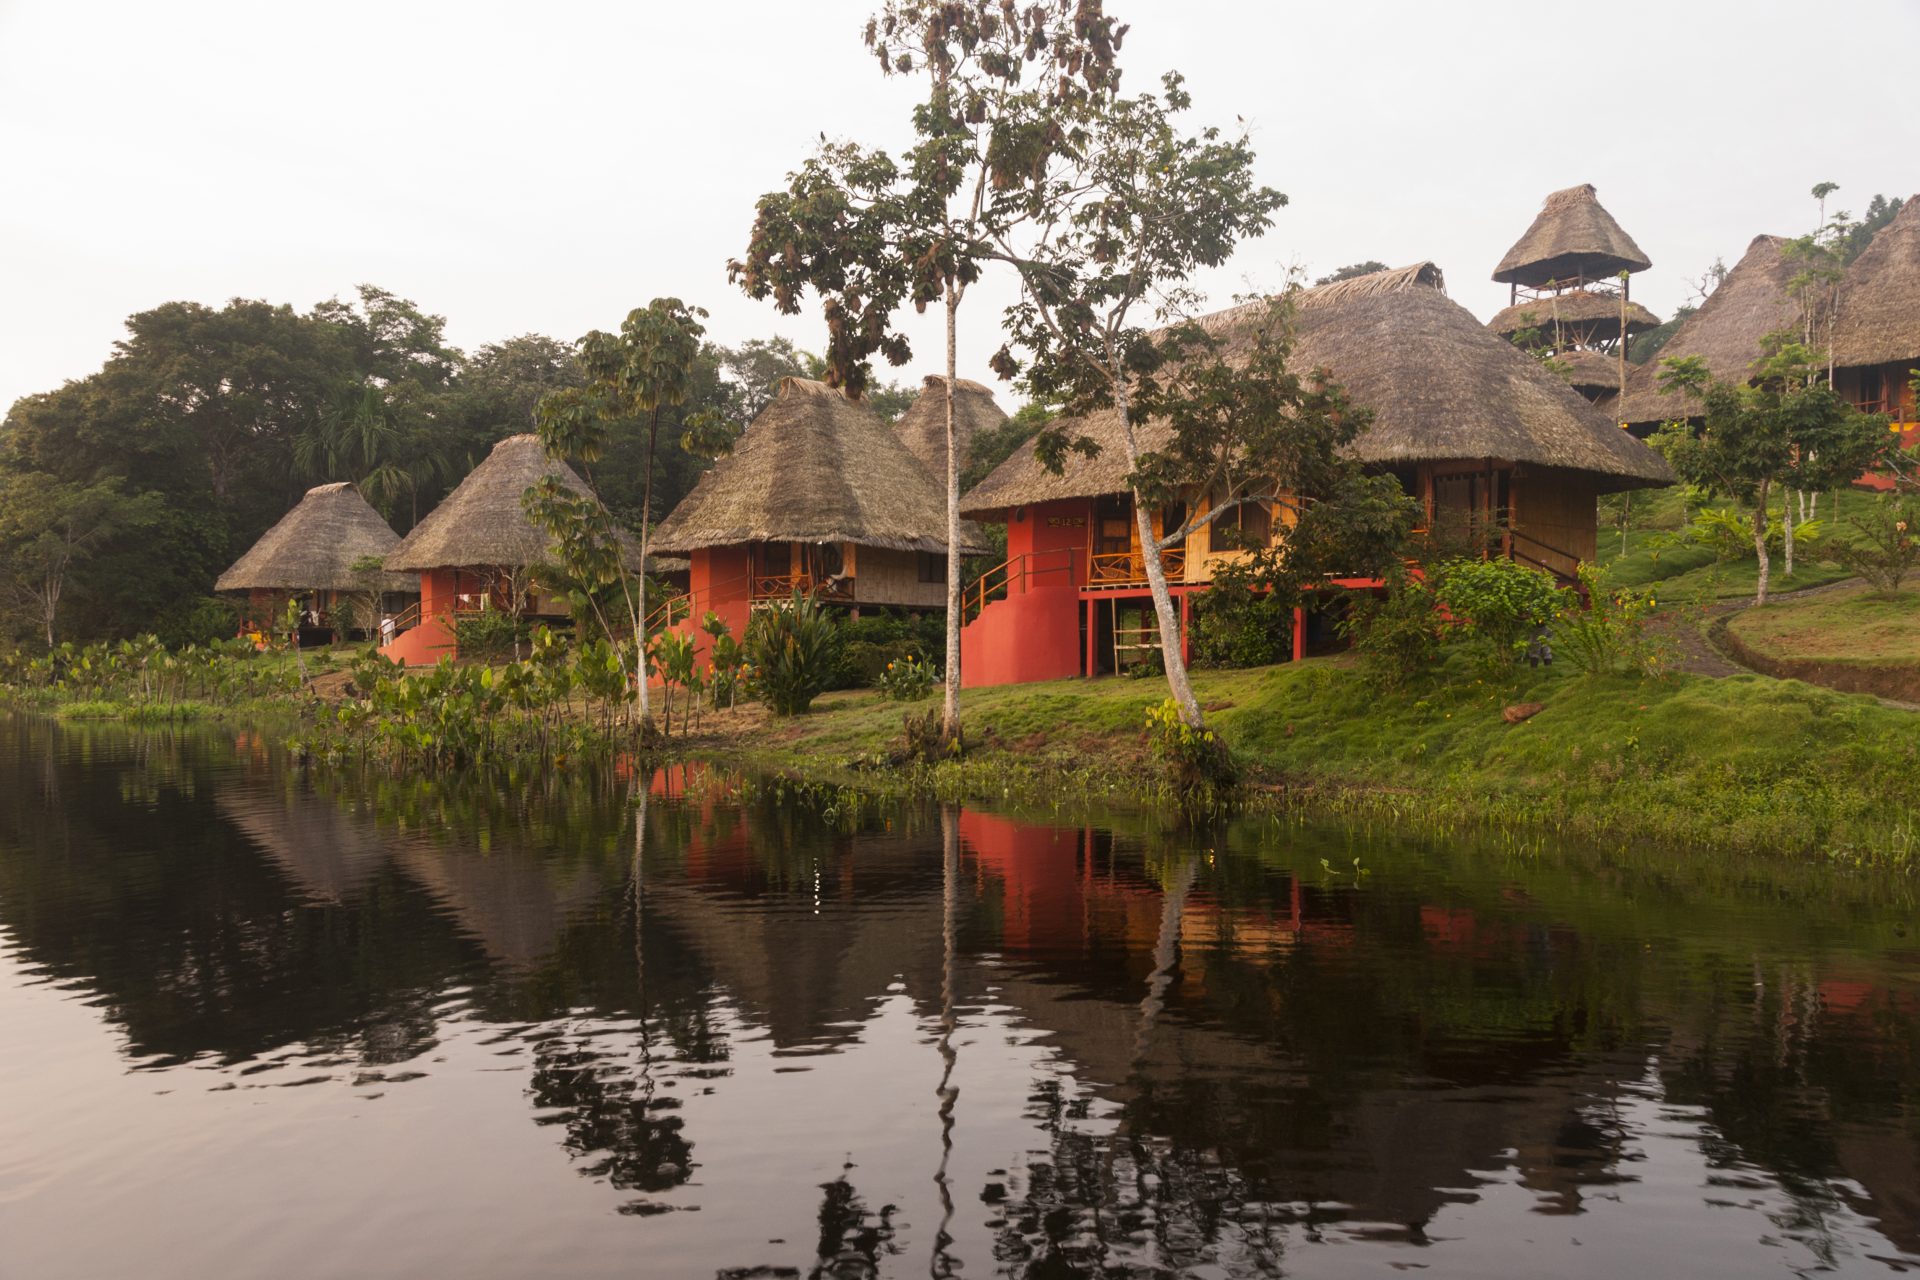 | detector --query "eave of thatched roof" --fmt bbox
[216,482,413,593]
[960,263,1672,516]
[385,434,670,574]
[1493,184,1653,287]
[892,375,1010,479]
[651,378,990,556]
[1607,234,1799,427]
[1830,195,1920,370]
[1487,291,1661,338]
